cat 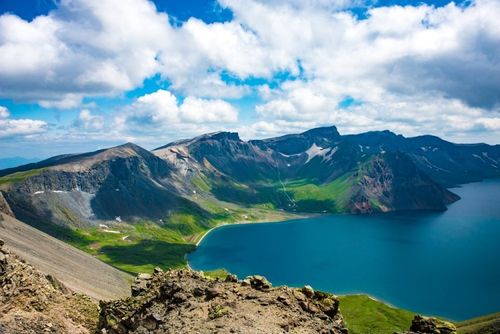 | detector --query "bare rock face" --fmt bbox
[398,315,457,334]
[99,269,348,334]
[0,192,14,217]
[0,239,98,334]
